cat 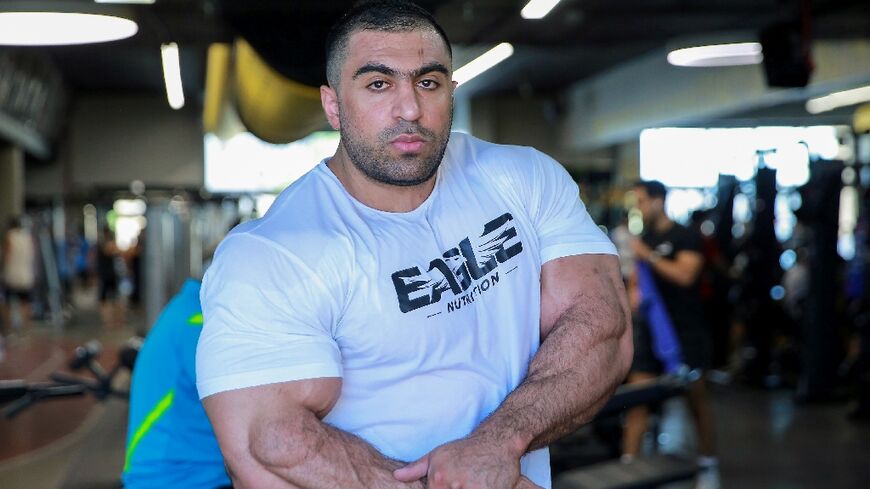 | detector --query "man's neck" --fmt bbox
[326,146,436,213]
[653,214,674,234]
